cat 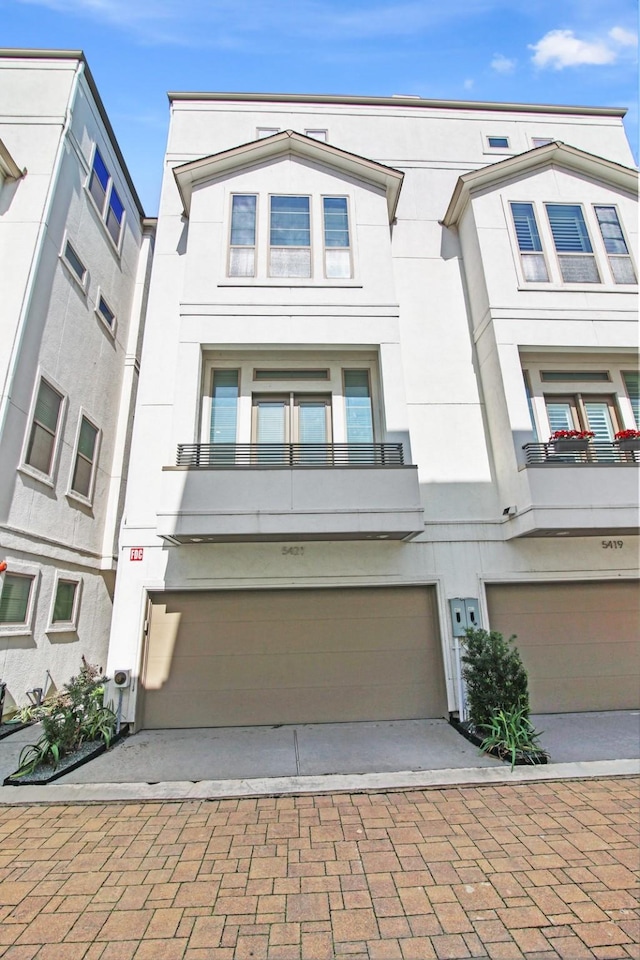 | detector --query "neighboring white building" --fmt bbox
[105,91,638,730]
[0,50,154,712]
